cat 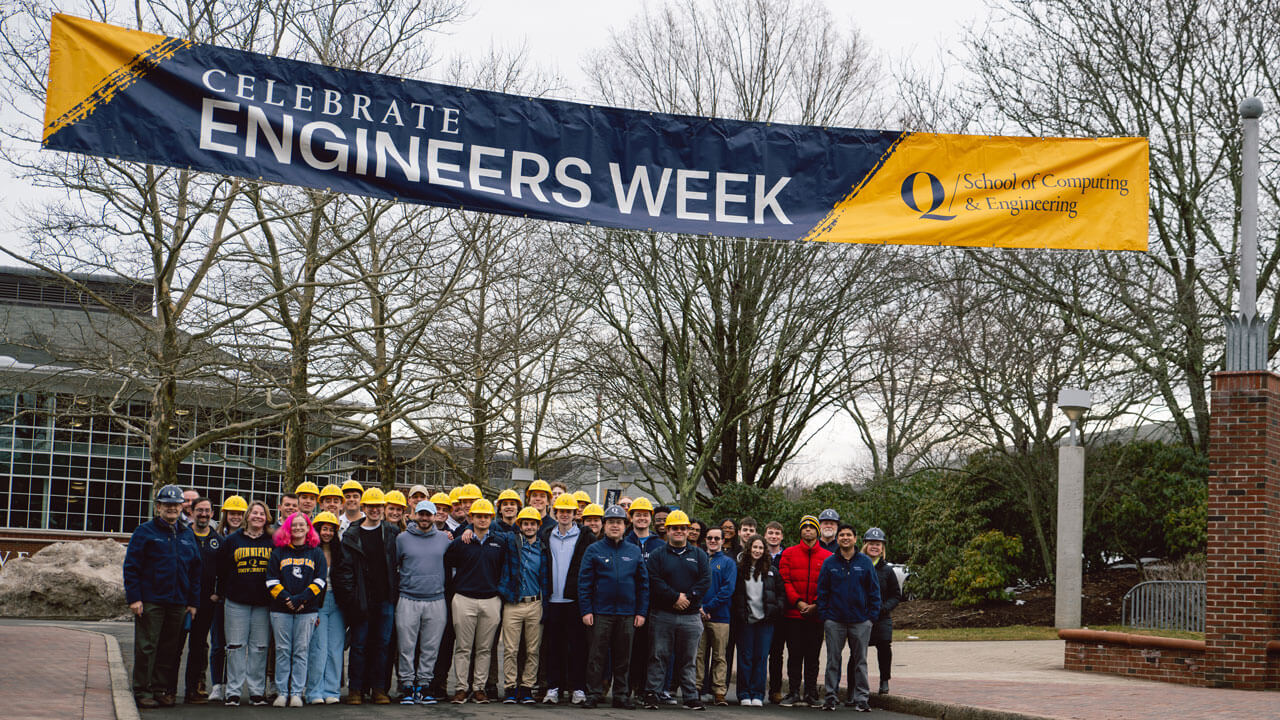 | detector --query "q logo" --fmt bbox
[900,172,956,221]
